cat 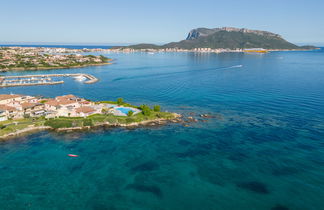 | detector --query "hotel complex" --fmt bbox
[0,94,139,121]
